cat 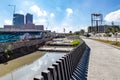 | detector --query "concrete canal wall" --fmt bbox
[0,38,52,63]
[34,39,90,80]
